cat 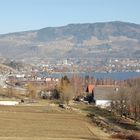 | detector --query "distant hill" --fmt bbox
[0,21,140,59]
